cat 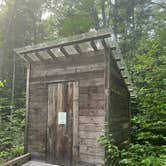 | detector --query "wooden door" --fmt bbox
[47,82,79,166]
